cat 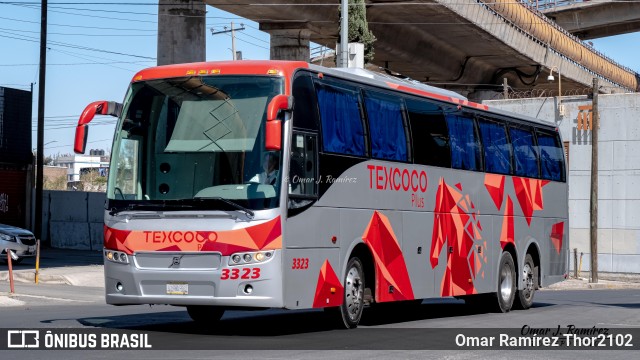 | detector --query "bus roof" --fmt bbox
[131,60,555,129]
